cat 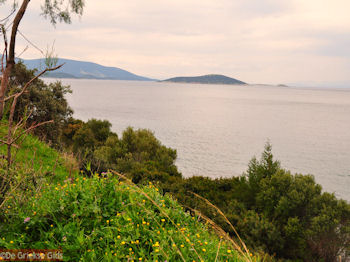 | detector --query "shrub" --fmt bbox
[8,62,73,147]
[1,173,247,261]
